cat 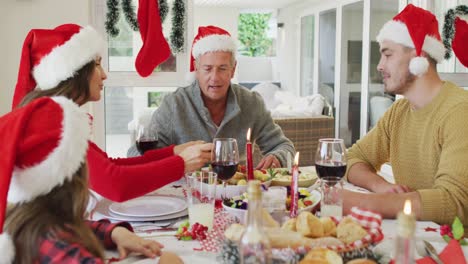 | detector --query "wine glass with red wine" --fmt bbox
[211,138,239,199]
[136,124,158,155]
[315,138,347,179]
